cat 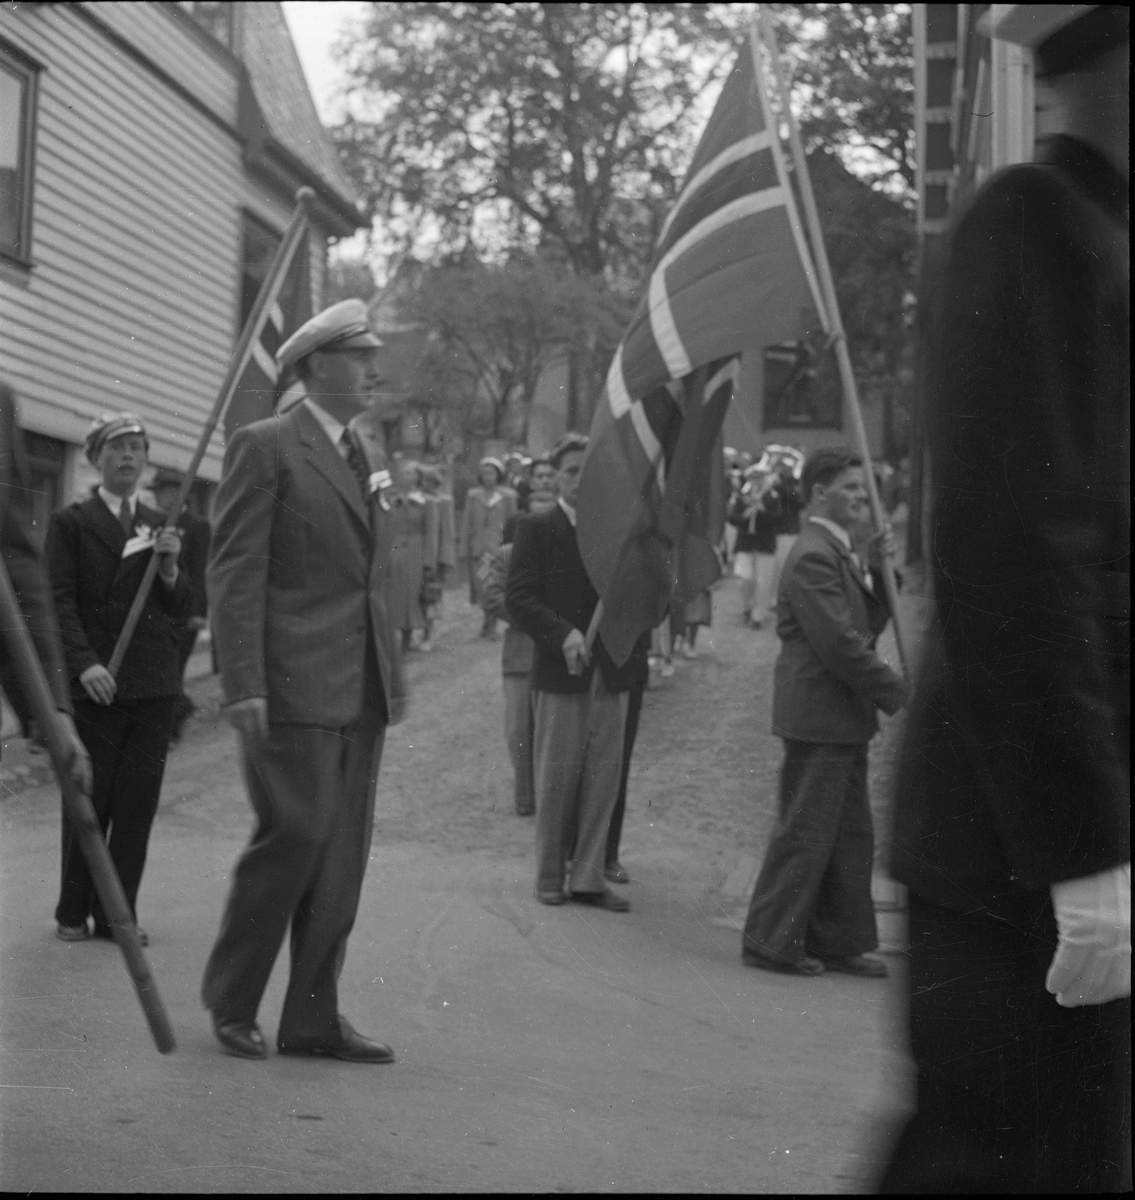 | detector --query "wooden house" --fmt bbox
[0,0,362,536]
